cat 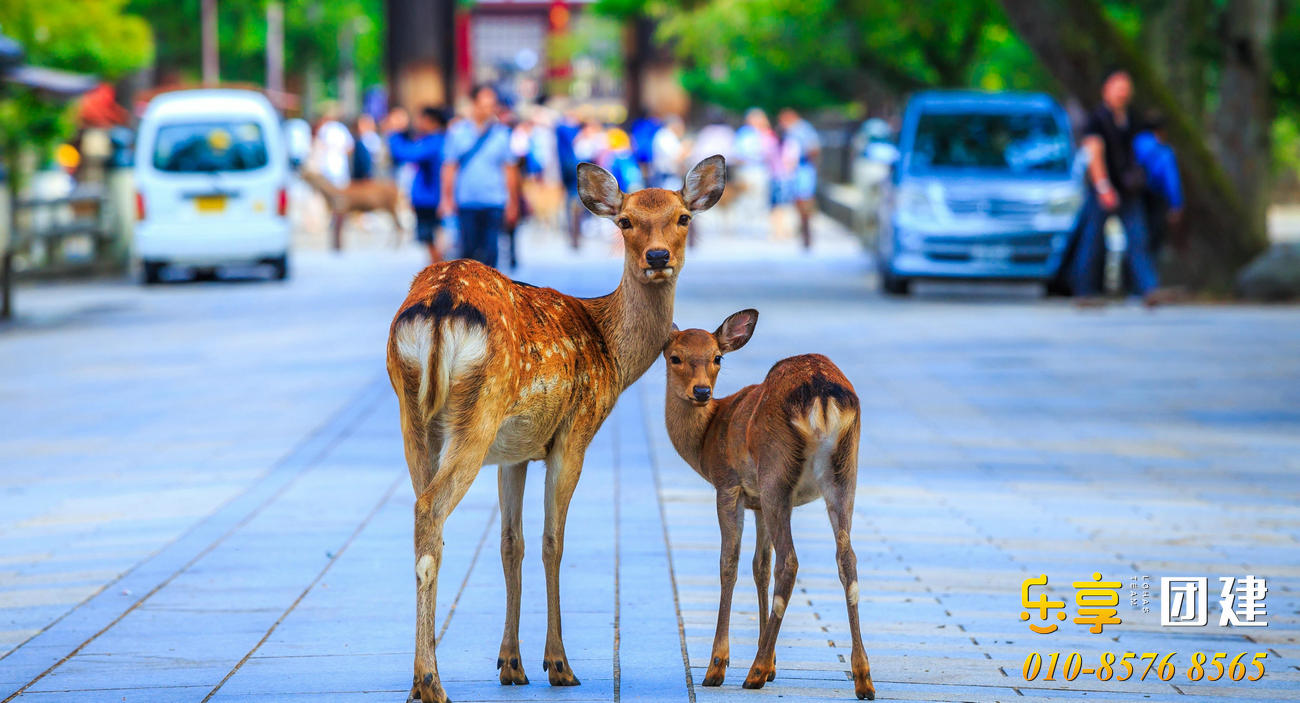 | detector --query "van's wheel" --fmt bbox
[269,254,289,280]
[141,260,165,285]
[881,269,910,296]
